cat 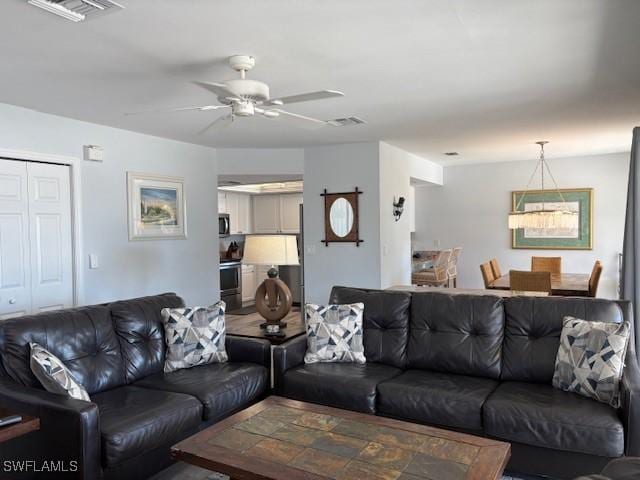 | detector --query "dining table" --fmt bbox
[488,273,591,296]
